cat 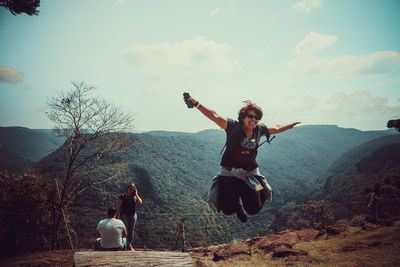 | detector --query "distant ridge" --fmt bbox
[146,130,192,136]
[146,128,222,136]
[313,134,400,209]
[0,127,63,172]
[325,134,400,176]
